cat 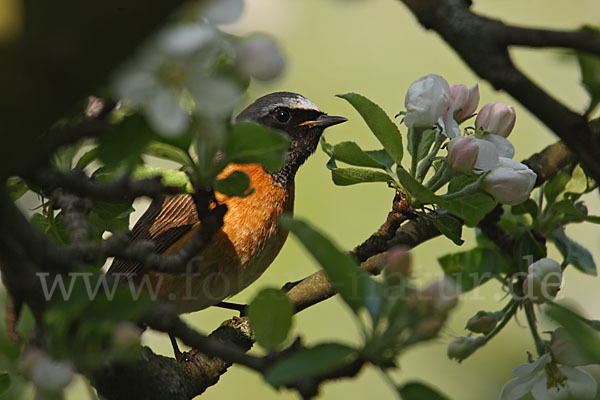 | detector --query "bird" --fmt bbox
[107,92,347,316]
